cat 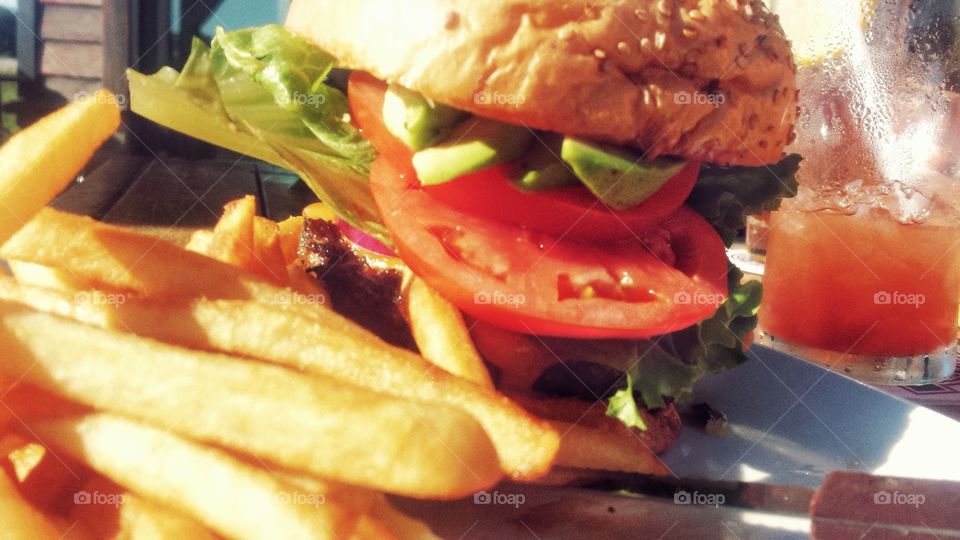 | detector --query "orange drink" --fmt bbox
[759,204,960,384]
